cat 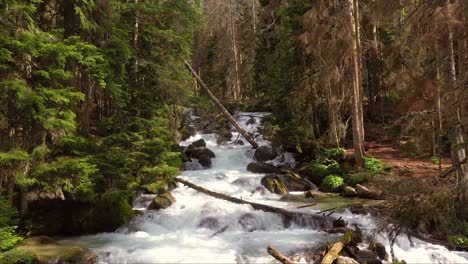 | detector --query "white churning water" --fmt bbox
[74,112,468,264]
